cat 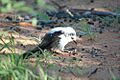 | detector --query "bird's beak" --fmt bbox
[73,40,77,45]
[71,37,77,45]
